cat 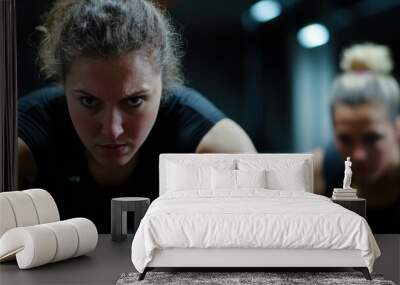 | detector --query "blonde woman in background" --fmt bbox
[313,43,400,233]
